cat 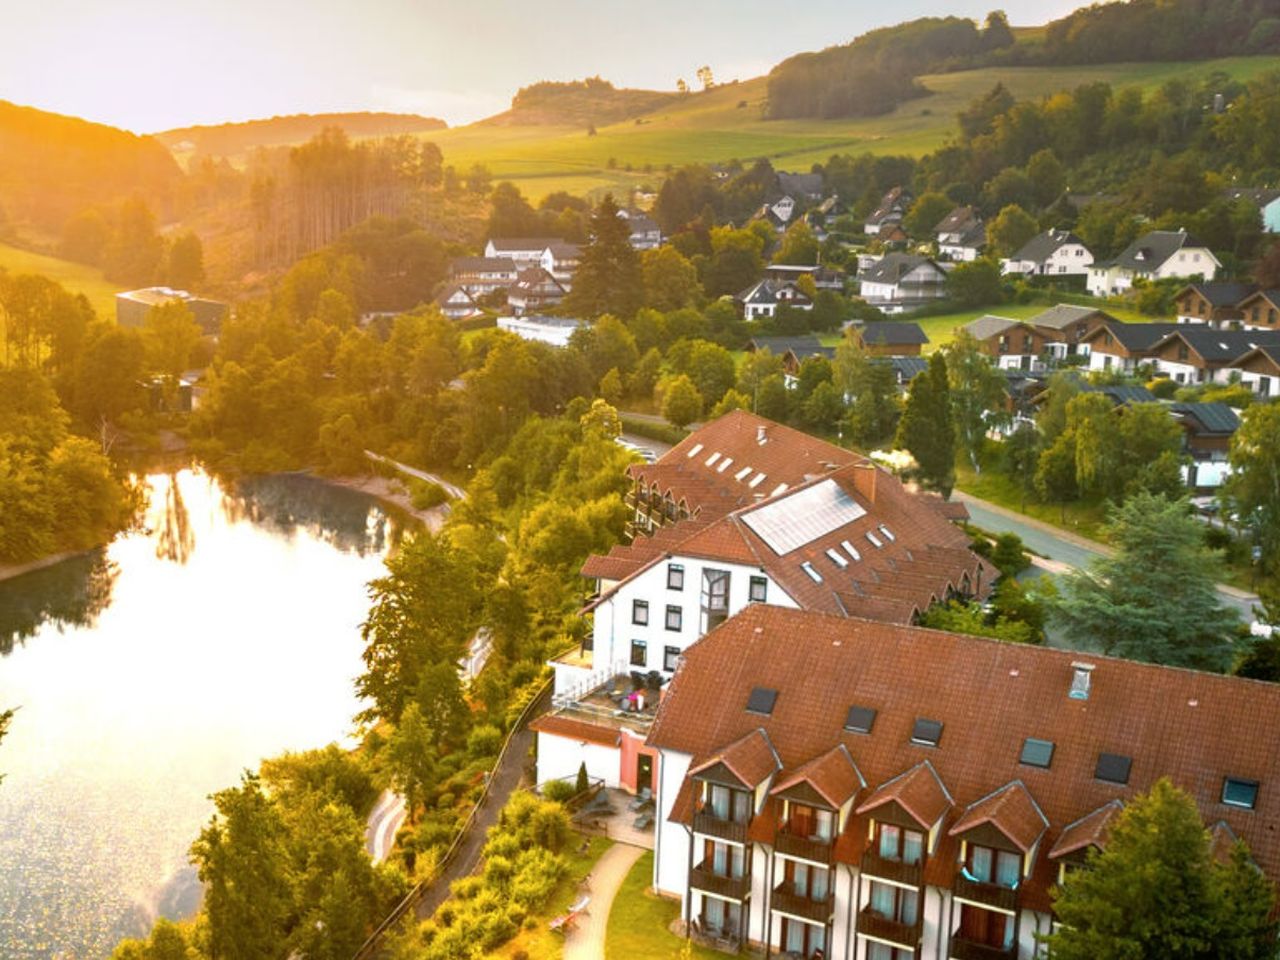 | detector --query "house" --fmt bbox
[778,172,825,201]
[434,283,483,321]
[535,412,989,796]
[1171,402,1241,490]
[1227,343,1280,397]
[806,196,848,236]
[1082,321,1182,374]
[449,257,519,295]
[618,209,663,250]
[1174,282,1257,327]
[963,315,1046,371]
[496,314,584,347]
[1025,304,1112,359]
[506,268,566,316]
[882,355,929,386]
[1235,289,1280,332]
[484,237,564,265]
[745,336,834,379]
[934,207,985,262]
[1147,327,1280,384]
[645,603,1280,959]
[1224,187,1280,233]
[856,254,948,314]
[850,321,929,357]
[115,287,227,335]
[736,280,813,320]
[1002,230,1093,278]
[763,264,845,291]
[541,242,581,286]
[864,187,912,236]
[1087,229,1221,297]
